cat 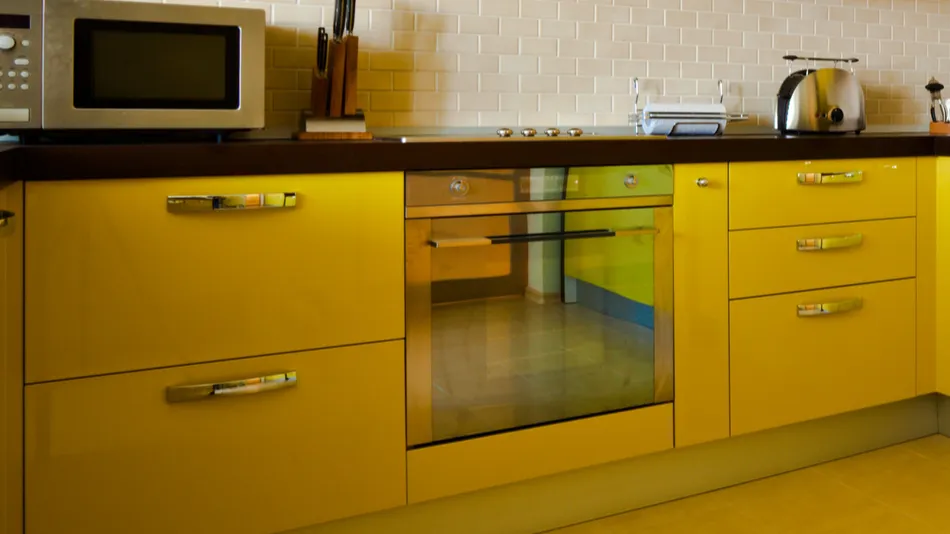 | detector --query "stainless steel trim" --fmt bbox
[0,210,13,228]
[796,234,863,251]
[797,171,864,185]
[41,0,266,130]
[405,196,673,219]
[166,371,297,403]
[406,218,434,446]
[167,193,296,212]
[797,298,863,317]
[653,206,674,404]
[429,227,657,248]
